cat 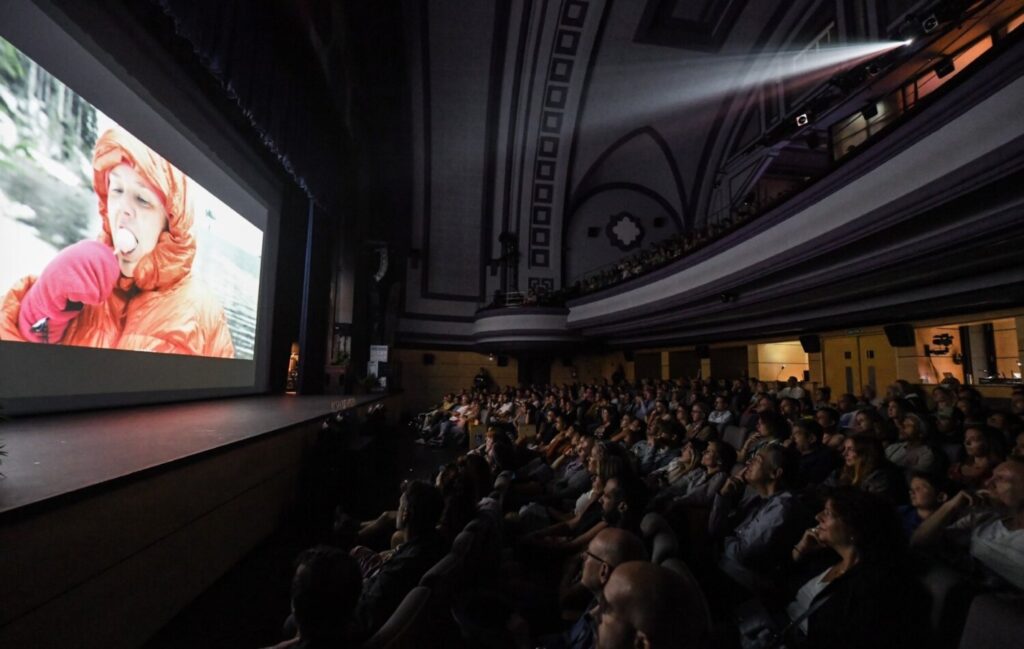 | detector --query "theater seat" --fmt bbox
[722,425,749,451]
[640,512,668,538]
[452,530,477,556]
[517,423,538,441]
[651,529,680,565]
[494,472,513,493]
[661,558,713,644]
[418,554,472,649]
[419,553,467,614]
[958,593,1024,649]
[918,562,977,648]
[361,586,431,649]
[640,513,680,564]
[419,553,463,590]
